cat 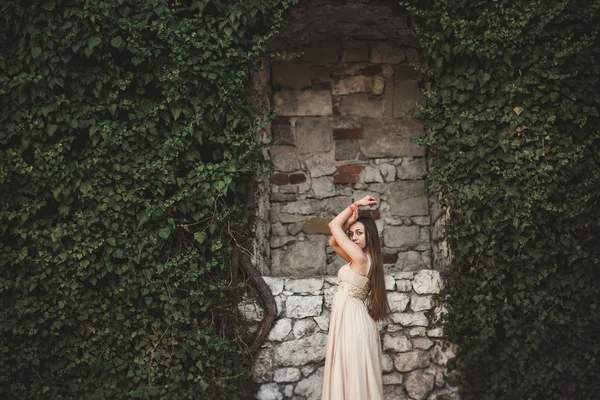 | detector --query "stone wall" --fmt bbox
[244,1,457,398]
